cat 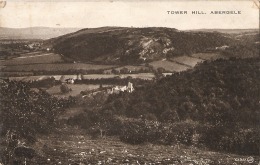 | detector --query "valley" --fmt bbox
[0,27,259,164]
